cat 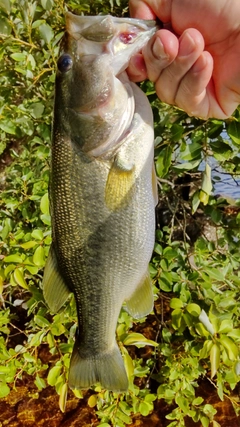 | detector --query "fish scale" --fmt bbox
[43,12,158,391]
